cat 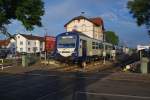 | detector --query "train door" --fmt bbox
[82,40,87,59]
